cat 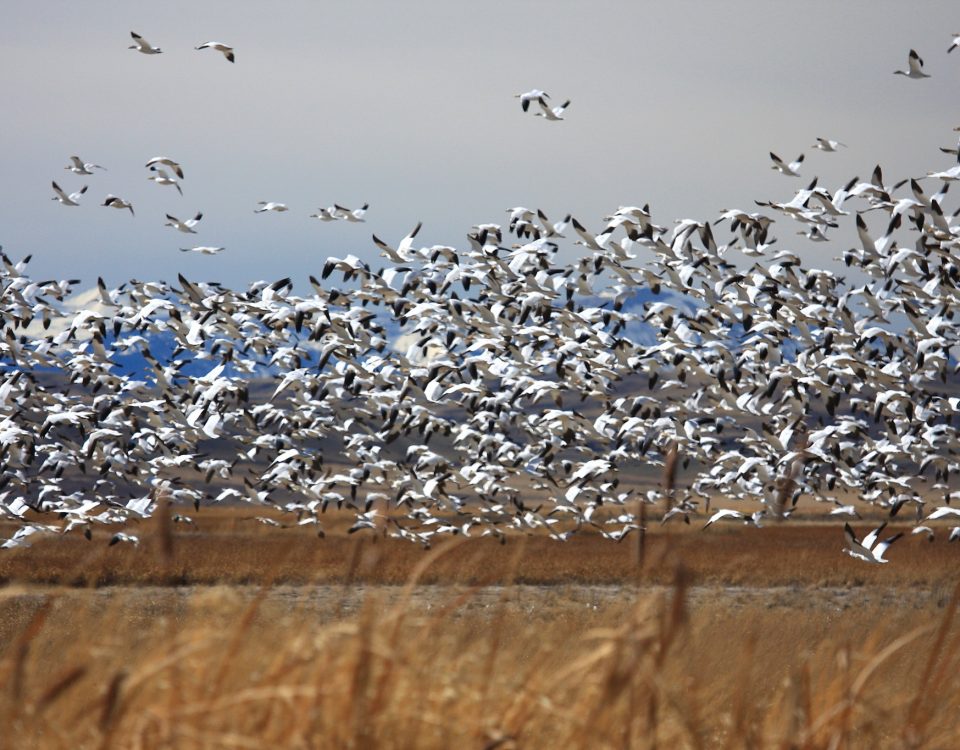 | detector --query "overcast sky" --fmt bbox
[2,0,958,290]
